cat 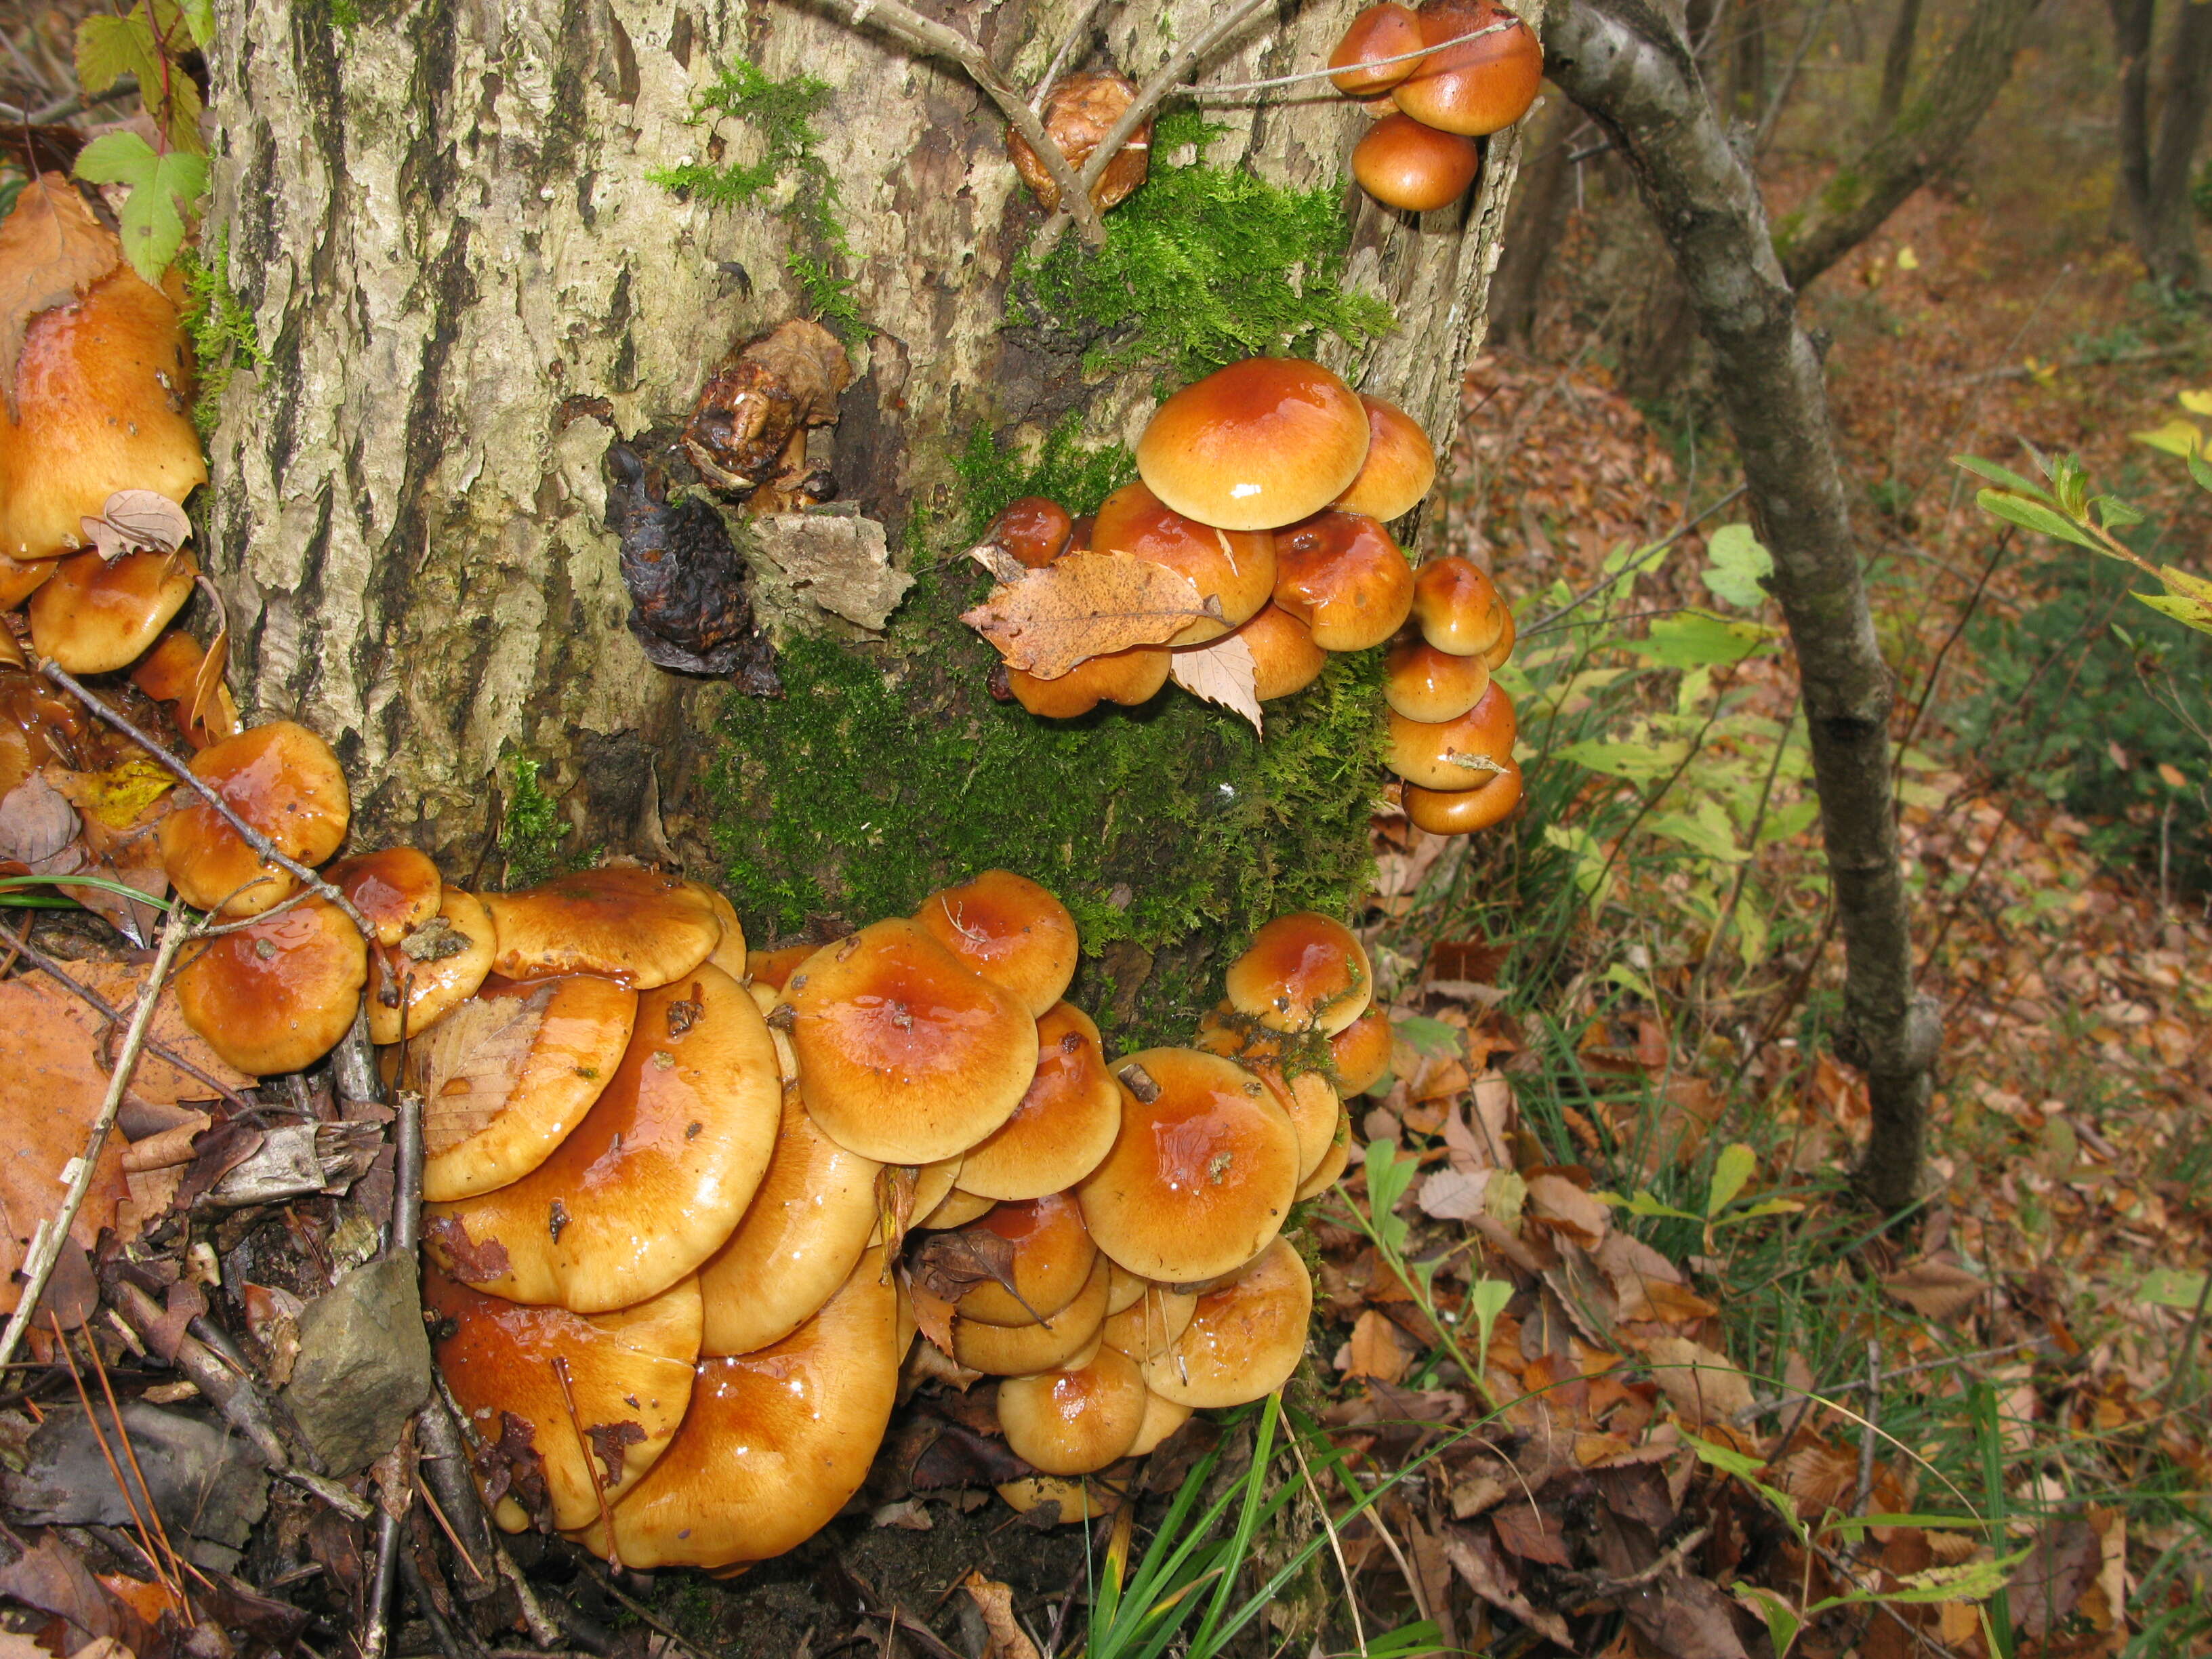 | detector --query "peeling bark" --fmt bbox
[203,0,1531,872]
[1548,0,1938,1211]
